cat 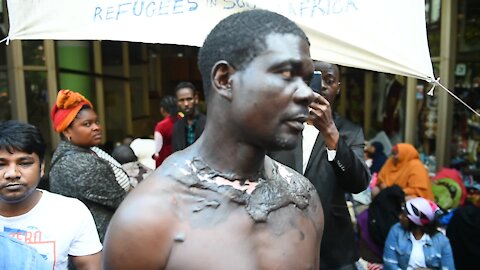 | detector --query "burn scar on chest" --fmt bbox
[192,197,221,212]
[173,157,313,222]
